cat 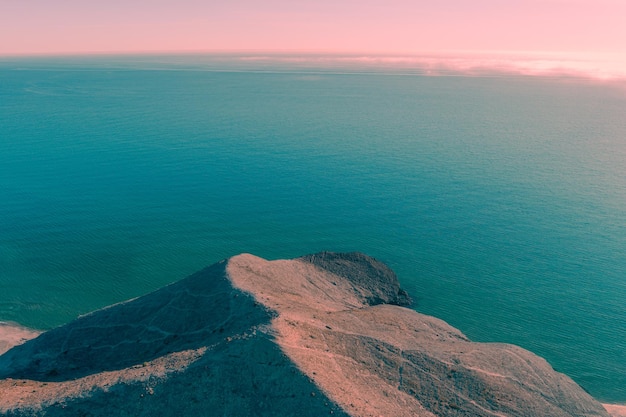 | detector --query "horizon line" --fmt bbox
[2,50,625,81]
